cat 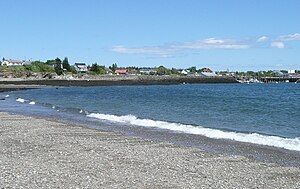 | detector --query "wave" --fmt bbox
[87,113,300,151]
[16,98,35,105]
[16,98,26,103]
